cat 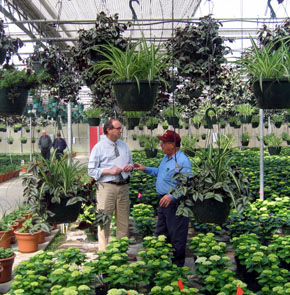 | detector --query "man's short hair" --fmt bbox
[103,119,118,135]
